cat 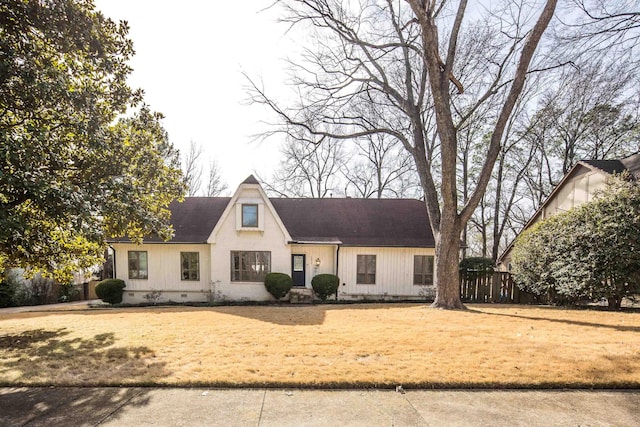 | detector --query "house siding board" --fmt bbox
[587,172,606,202]
[112,243,211,303]
[557,178,573,212]
[574,170,589,205]
[338,246,435,299]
